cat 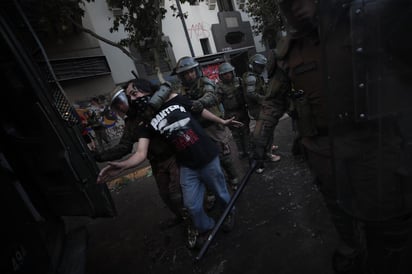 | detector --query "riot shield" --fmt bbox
[0,0,116,219]
[320,0,412,220]
[1,1,118,272]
